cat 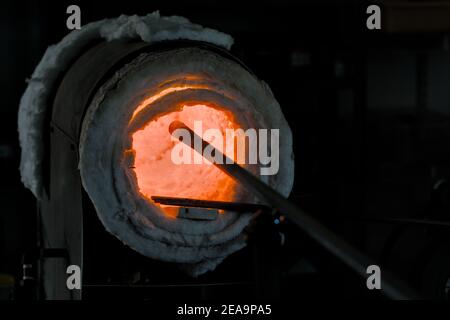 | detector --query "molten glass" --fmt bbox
[131,103,240,217]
